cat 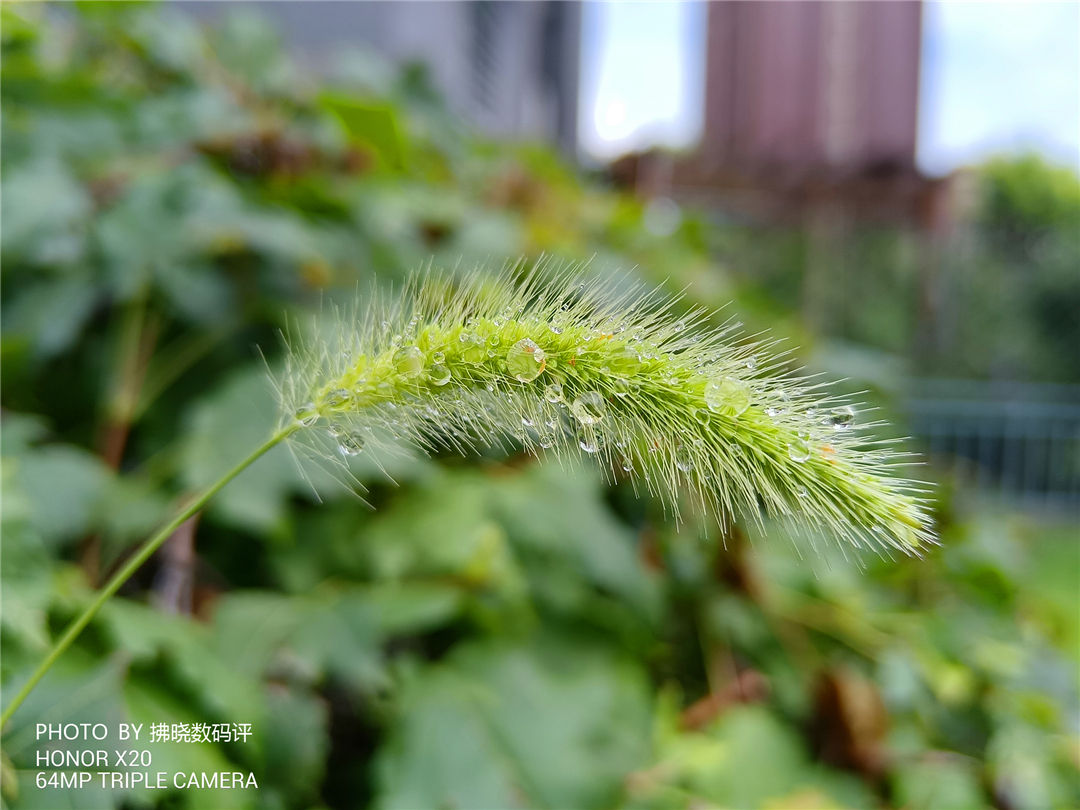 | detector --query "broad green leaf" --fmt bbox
[892,755,989,810]
[375,637,652,810]
[14,445,110,549]
[322,94,405,170]
[180,365,303,534]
